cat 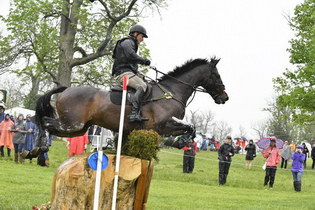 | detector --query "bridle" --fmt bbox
[148,66,225,107]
